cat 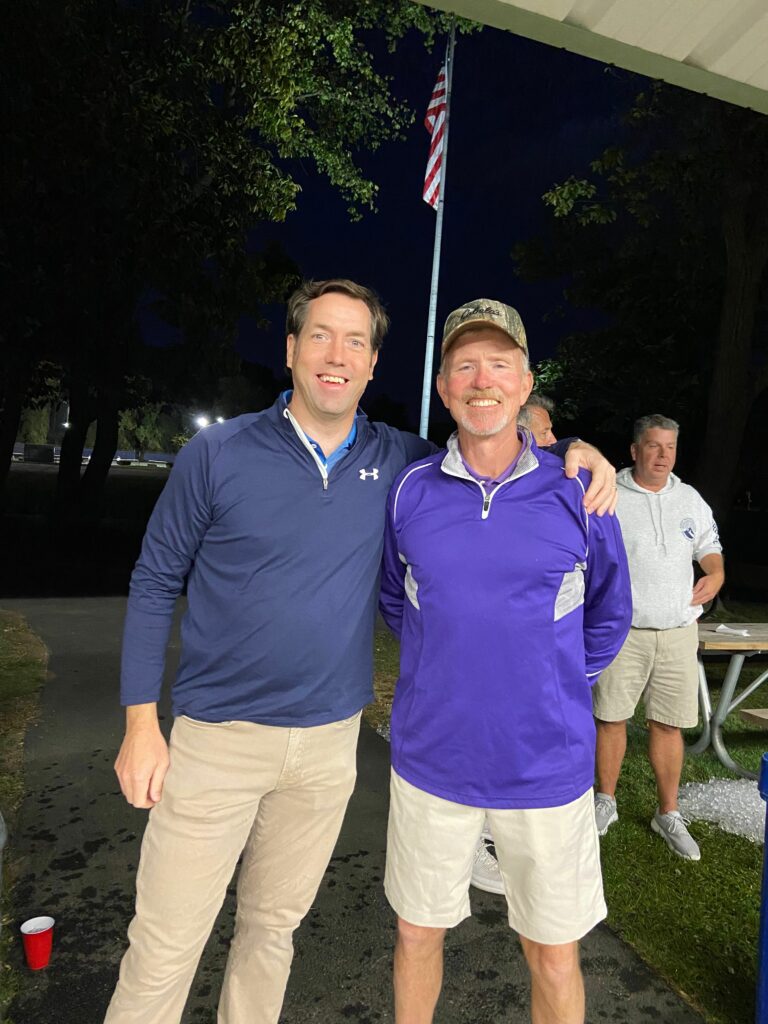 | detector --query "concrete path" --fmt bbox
[4,598,705,1023]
